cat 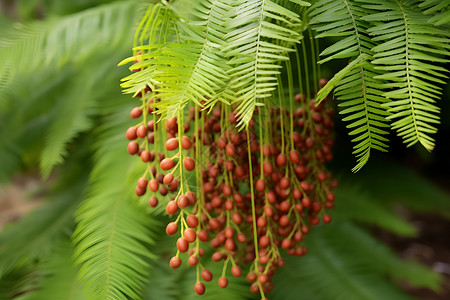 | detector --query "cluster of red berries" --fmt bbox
[125,78,337,299]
